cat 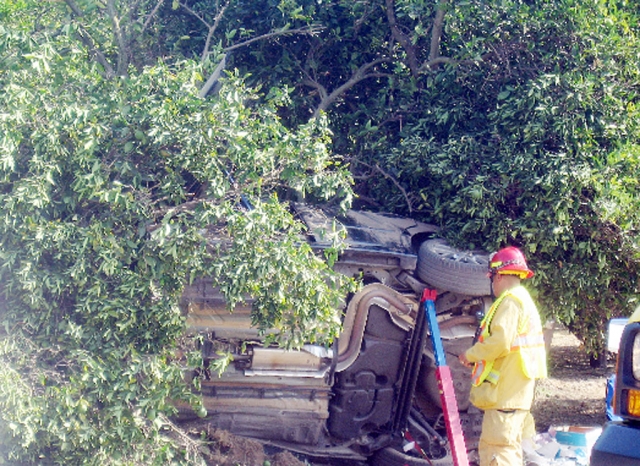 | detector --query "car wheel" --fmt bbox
[416,239,491,296]
[370,444,453,466]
